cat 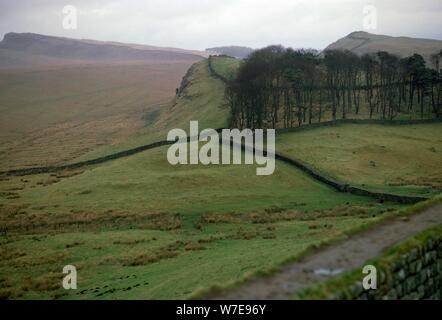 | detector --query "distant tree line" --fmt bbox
[227,46,442,129]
